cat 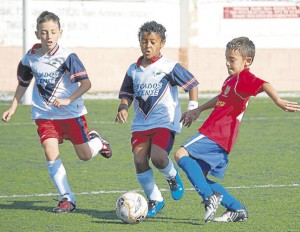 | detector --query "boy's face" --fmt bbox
[35,20,62,53]
[225,49,252,76]
[139,32,165,61]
